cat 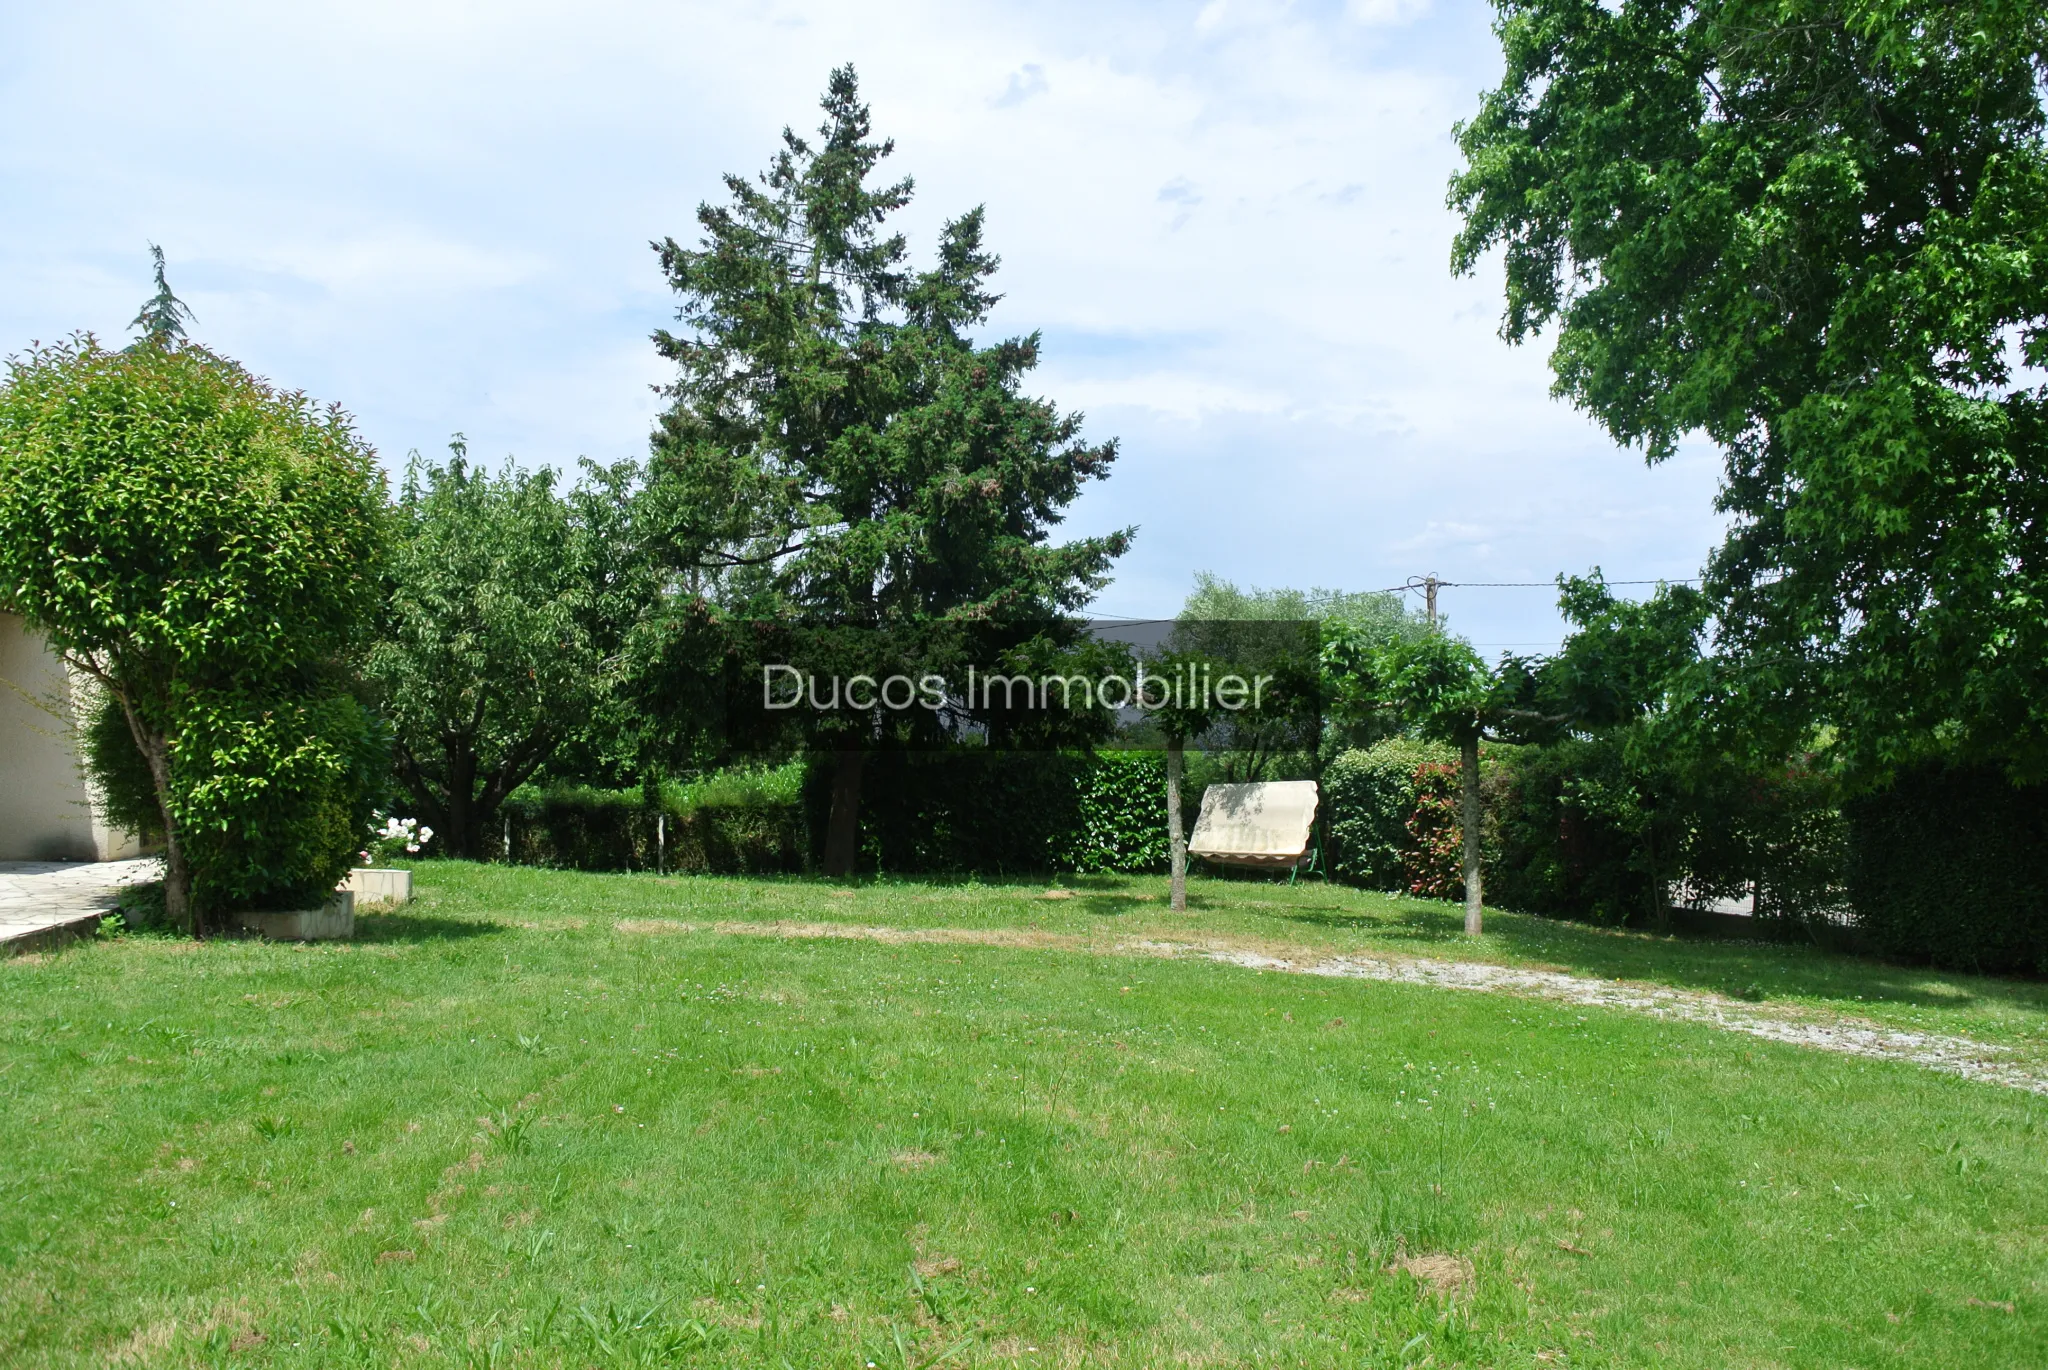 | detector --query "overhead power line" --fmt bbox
[1374,576,1702,593]
[1088,574,1703,622]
